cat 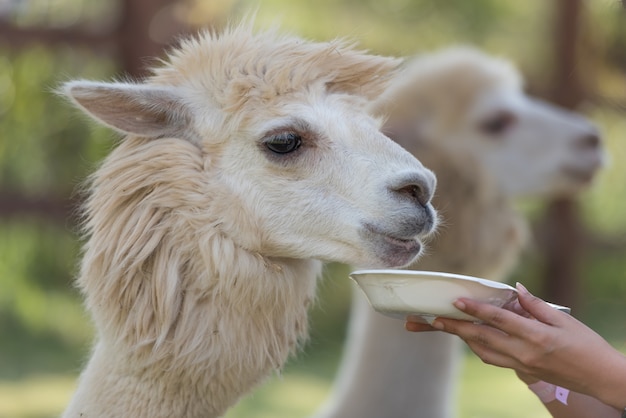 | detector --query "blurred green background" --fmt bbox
[1,1,625,417]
